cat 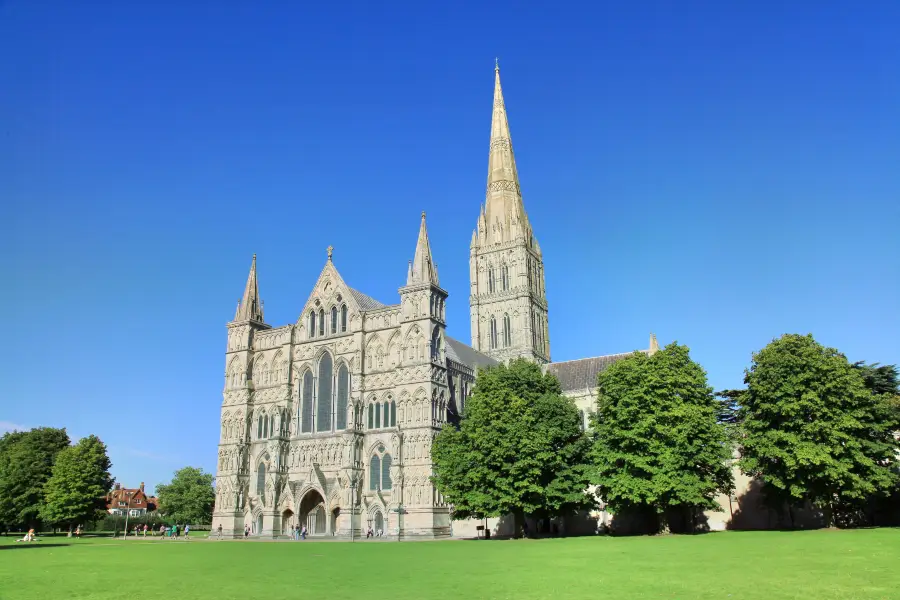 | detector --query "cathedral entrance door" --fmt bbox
[281,510,294,536]
[298,489,326,536]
